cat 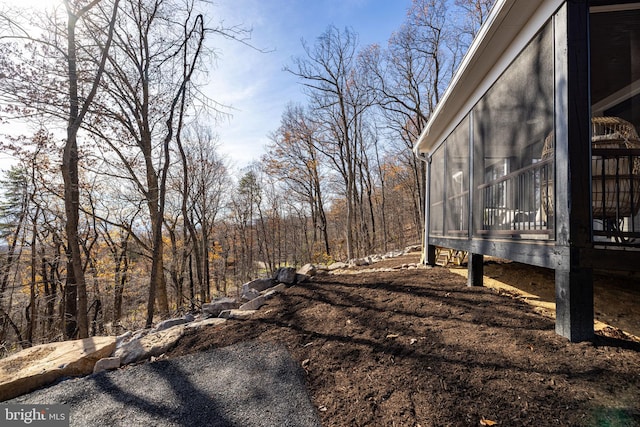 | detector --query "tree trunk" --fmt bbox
[63,259,77,339]
[113,259,125,327]
[90,299,102,336]
[41,250,56,339]
[26,218,37,346]
[188,255,195,310]
[110,231,128,331]
[202,235,210,301]
[61,0,119,338]
[0,307,23,348]
[62,12,88,338]
[144,159,170,326]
